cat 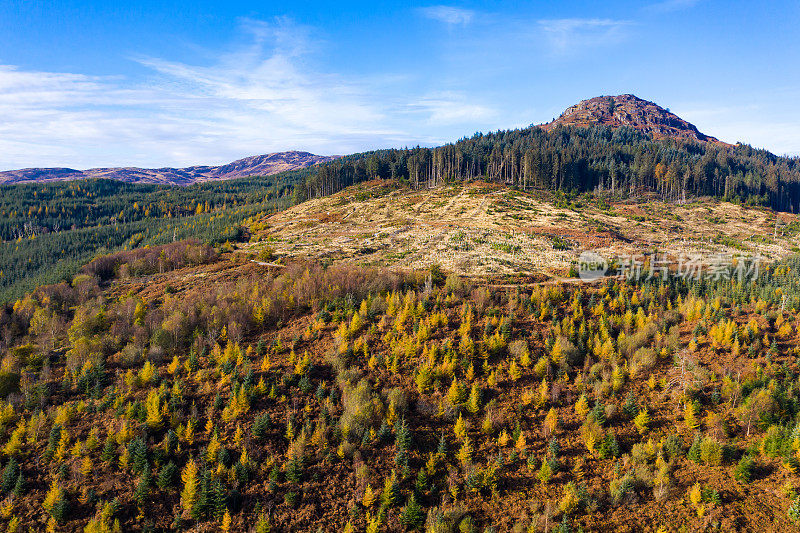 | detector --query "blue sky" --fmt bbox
[1,0,799,170]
